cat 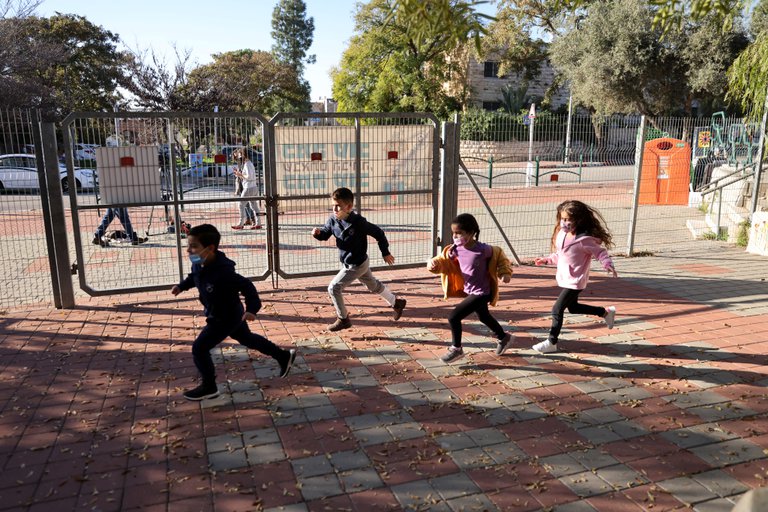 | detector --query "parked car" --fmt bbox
[73,143,98,161]
[0,154,97,192]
